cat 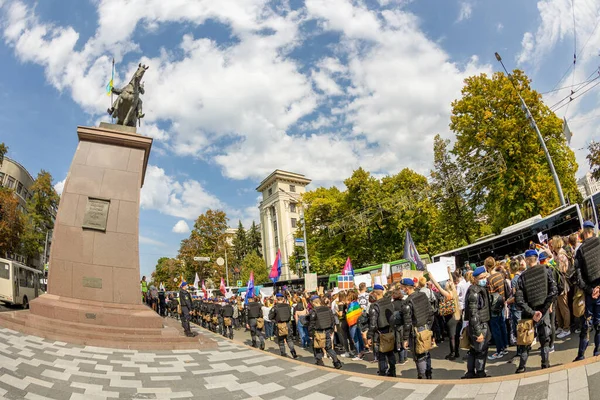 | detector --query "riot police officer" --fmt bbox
[514,249,557,373]
[463,267,491,379]
[214,299,223,335]
[246,296,266,350]
[575,220,600,361]
[269,293,299,359]
[307,296,342,369]
[221,299,235,339]
[392,287,408,365]
[400,278,434,379]
[367,284,396,377]
[179,282,196,337]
